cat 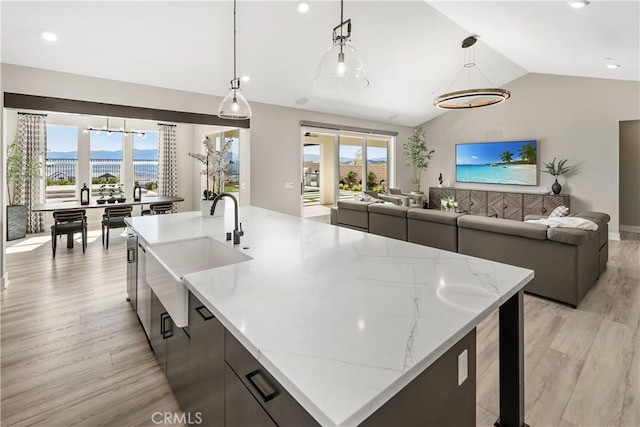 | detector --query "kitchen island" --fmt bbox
[126,207,533,426]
